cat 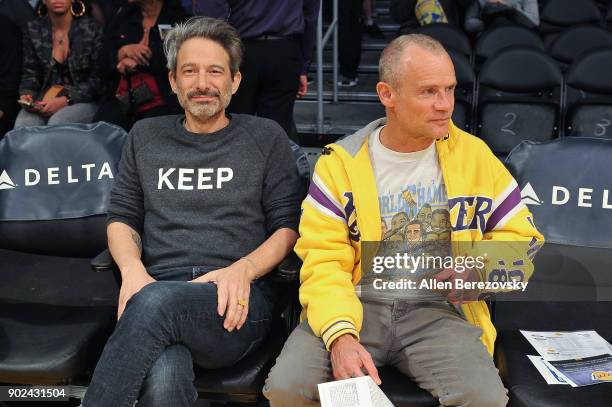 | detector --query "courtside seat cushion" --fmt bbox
[566,49,612,94]
[549,26,612,65]
[0,248,118,307]
[540,0,602,26]
[0,301,115,384]
[475,26,544,62]
[496,329,612,407]
[479,47,563,93]
[416,23,472,58]
[194,318,287,396]
[0,248,118,384]
[480,103,557,154]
